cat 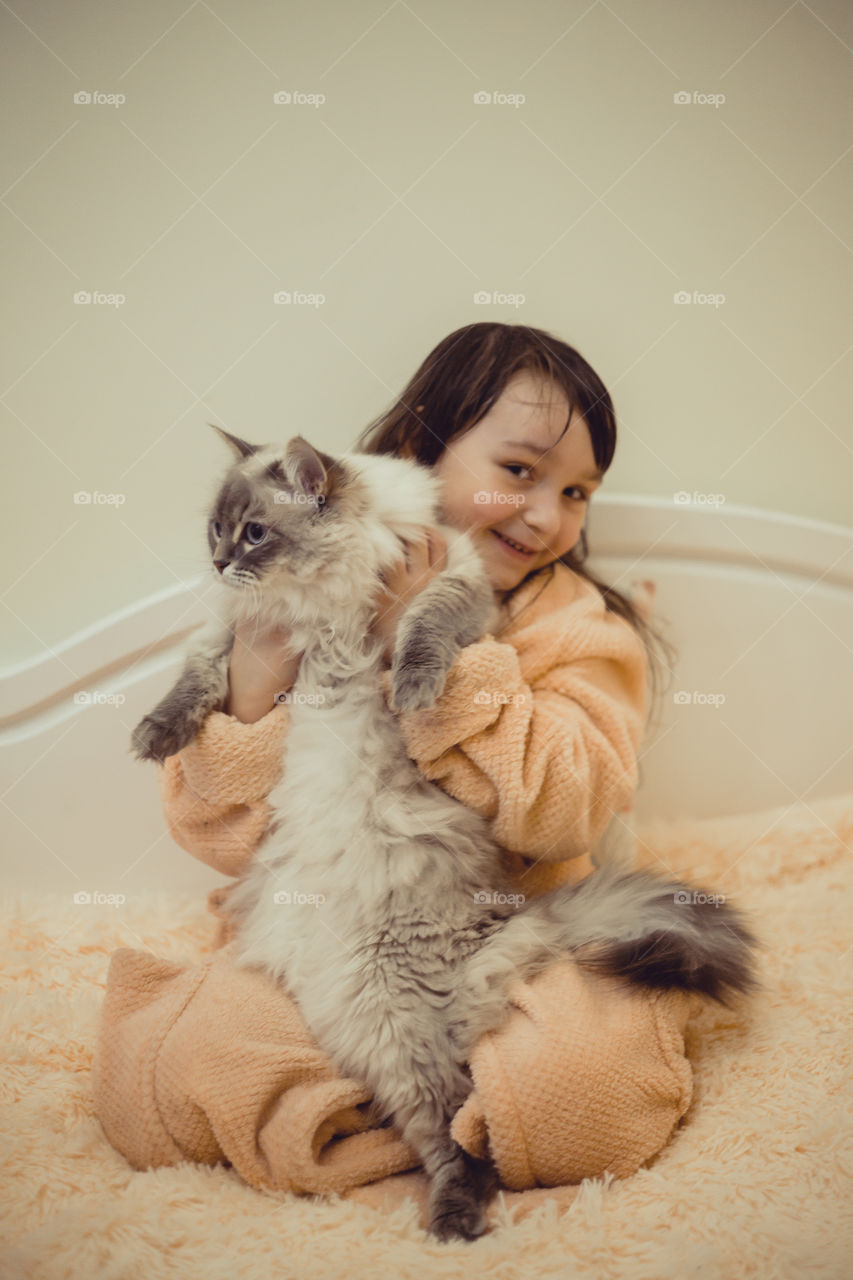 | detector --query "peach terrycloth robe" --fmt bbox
[93,563,696,1206]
